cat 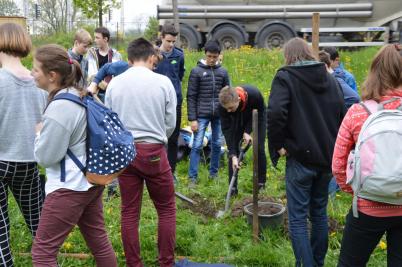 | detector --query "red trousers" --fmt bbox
[119,143,176,267]
[32,186,117,267]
